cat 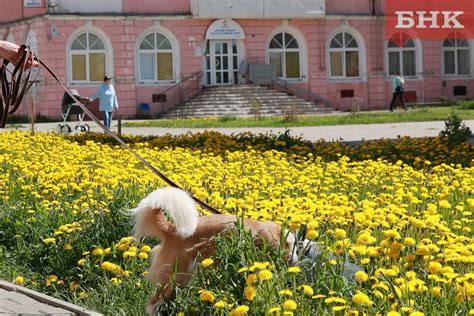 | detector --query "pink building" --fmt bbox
[0,0,472,117]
